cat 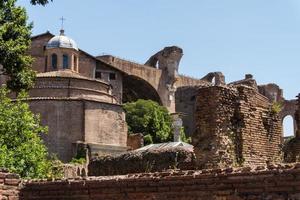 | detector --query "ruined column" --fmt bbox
[171,113,183,142]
